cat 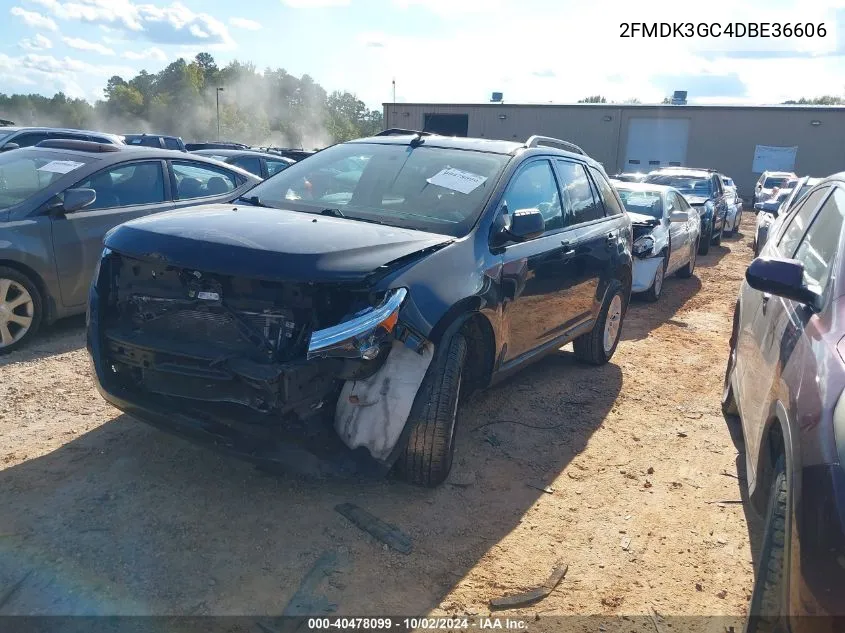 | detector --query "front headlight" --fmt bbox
[633,235,655,256]
[307,287,408,361]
